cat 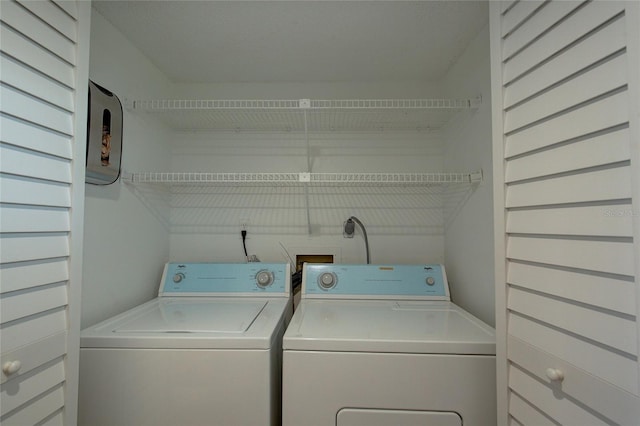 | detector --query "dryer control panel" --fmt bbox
[160,263,290,296]
[302,264,449,300]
